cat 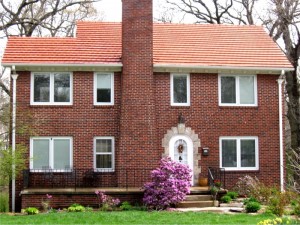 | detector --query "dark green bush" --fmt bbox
[220,195,232,203]
[120,201,133,211]
[245,202,261,213]
[243,197,259,205]
[226,191,238,200]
